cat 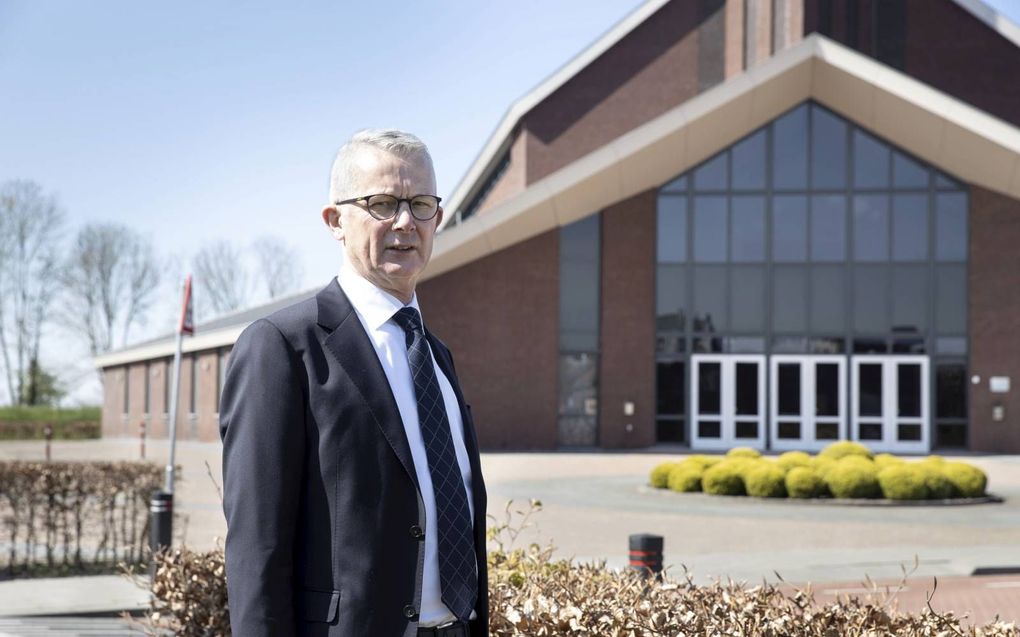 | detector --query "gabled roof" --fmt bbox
[425,32,1020,280]
[440,0,1020,230]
